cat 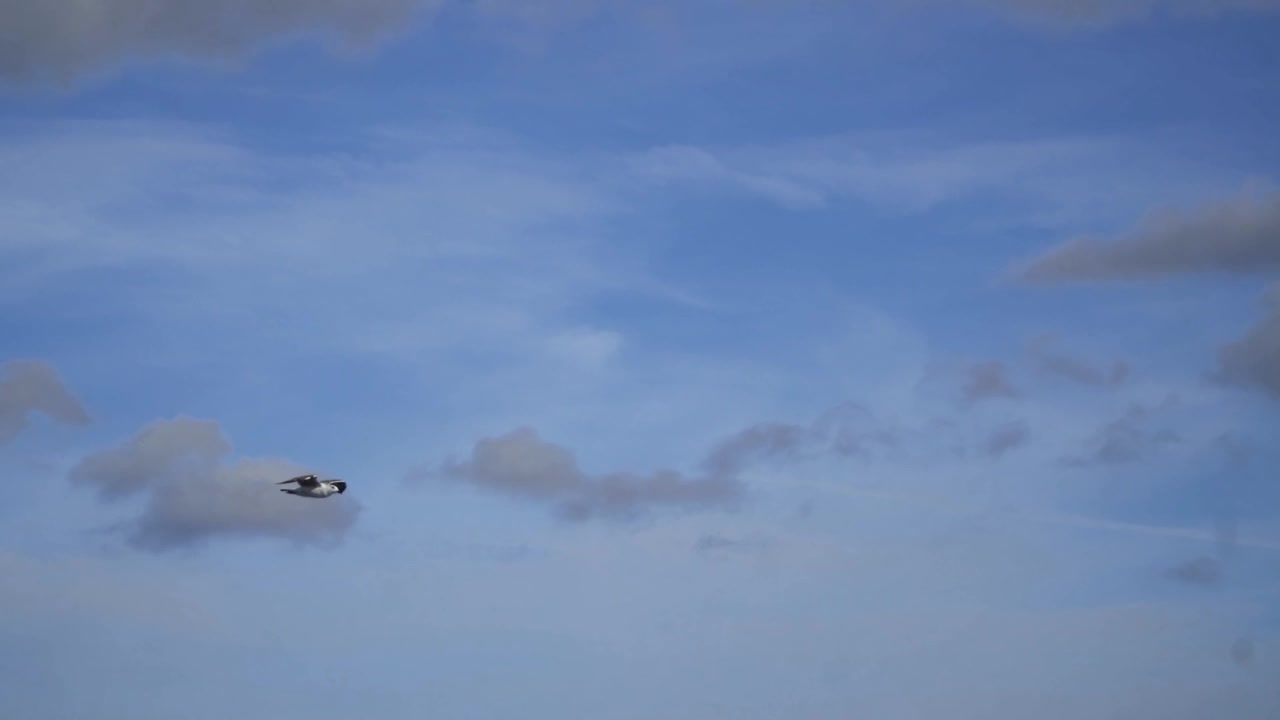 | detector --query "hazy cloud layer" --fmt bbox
[1218,285,1280,399]
[68,416,359,550]
[1017,186,1280,283]
[0,0,445,84]
[1027,335,1130,386]
[0,359,90,445]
